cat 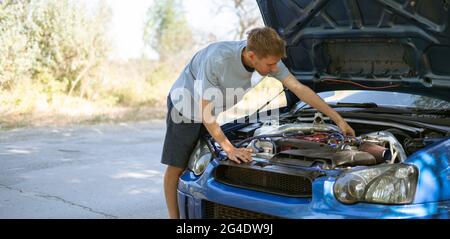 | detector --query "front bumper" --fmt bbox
[178,160,450,219]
